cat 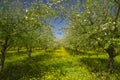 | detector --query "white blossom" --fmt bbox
[97,38,100,40]
[57,1,61,3]
[101,23,109,30]
[84,19,87,22]
[47,2,53,8]
[109,21,112,24]
[87,11,90,14]
[26,9,28,13]
[102,27,106,30]
[105,32,107,35]
[31,18,34,20]
[25,16,28,19]
[113,22,116,24]
[77,14,80,17]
